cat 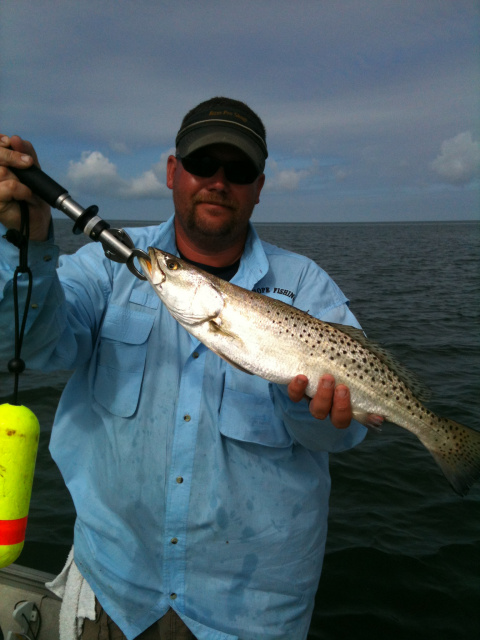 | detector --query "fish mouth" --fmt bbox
[138,251,154,277]
[138,248,166,286]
